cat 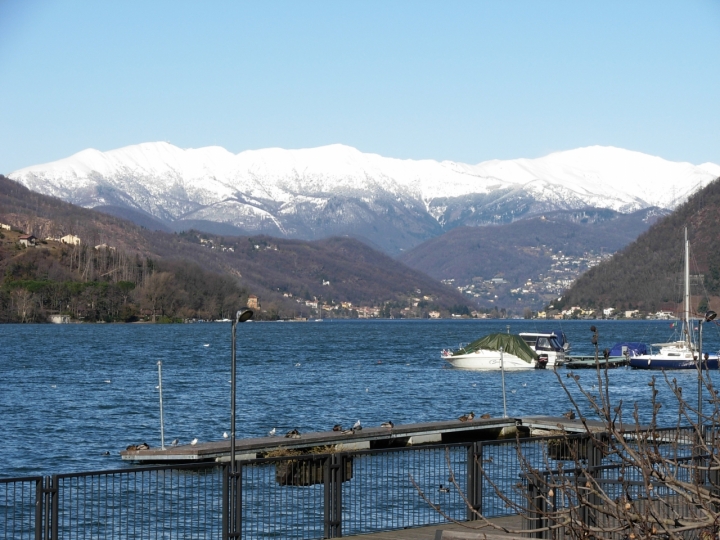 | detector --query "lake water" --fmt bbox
[2,319,720,478]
